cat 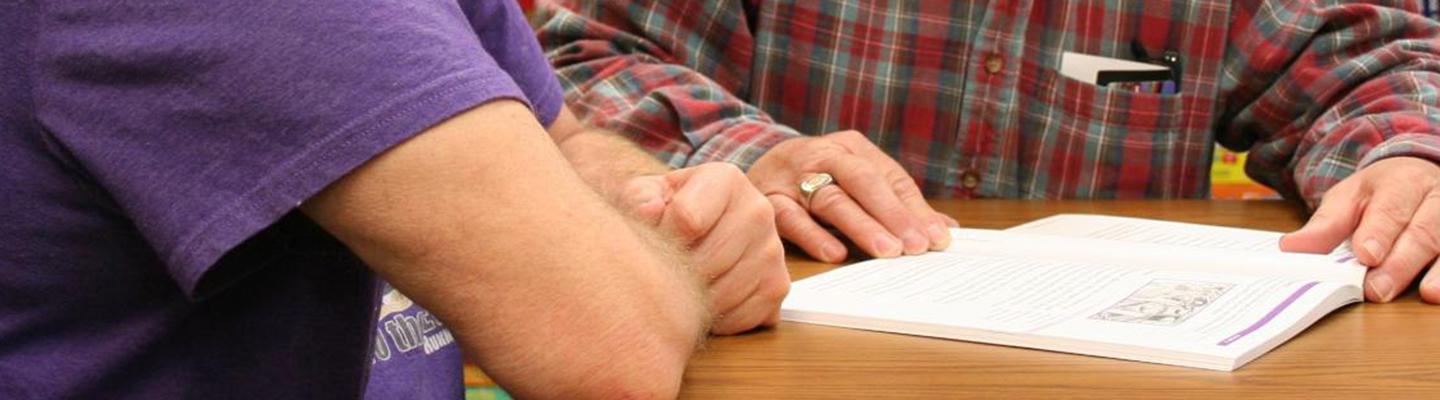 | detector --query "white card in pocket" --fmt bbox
[1059,51,1170,85]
